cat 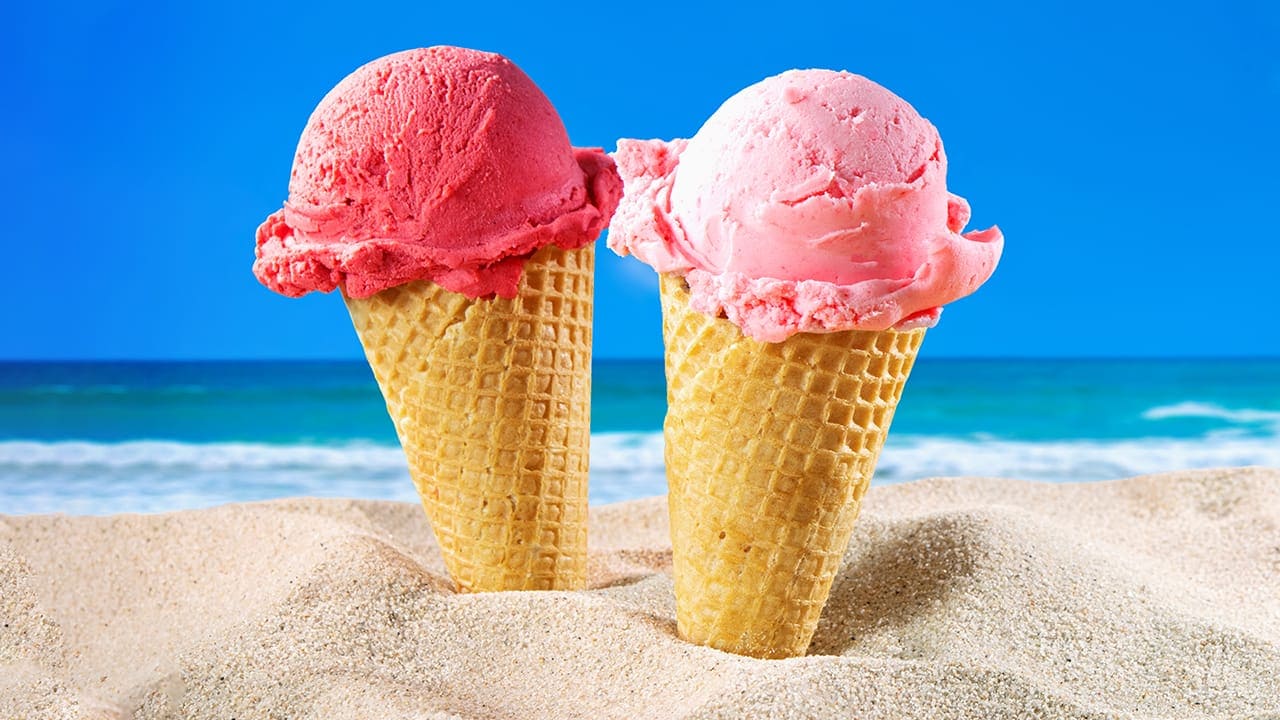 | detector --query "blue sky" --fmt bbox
[3,1,1277,360]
